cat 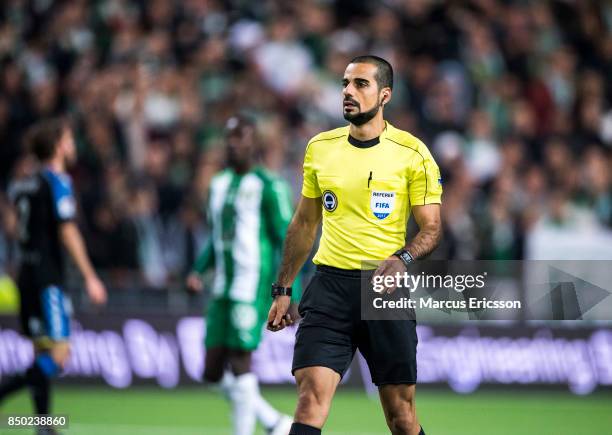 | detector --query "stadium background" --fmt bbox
[0,0,611,434]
